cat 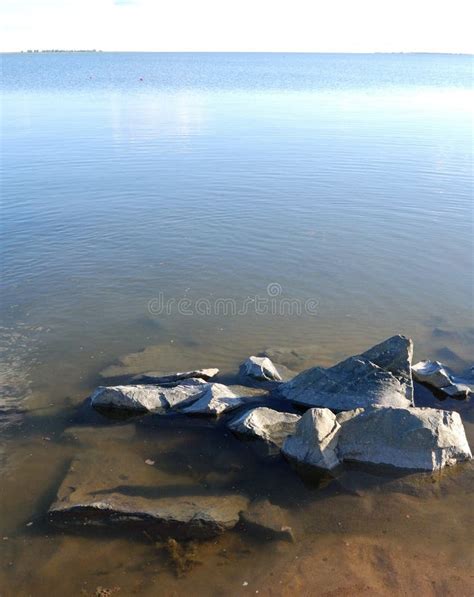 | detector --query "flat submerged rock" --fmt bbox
[131,368,219,384]
[239,499,294,542]
[48,450,249,539]
[98,343,225,383]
